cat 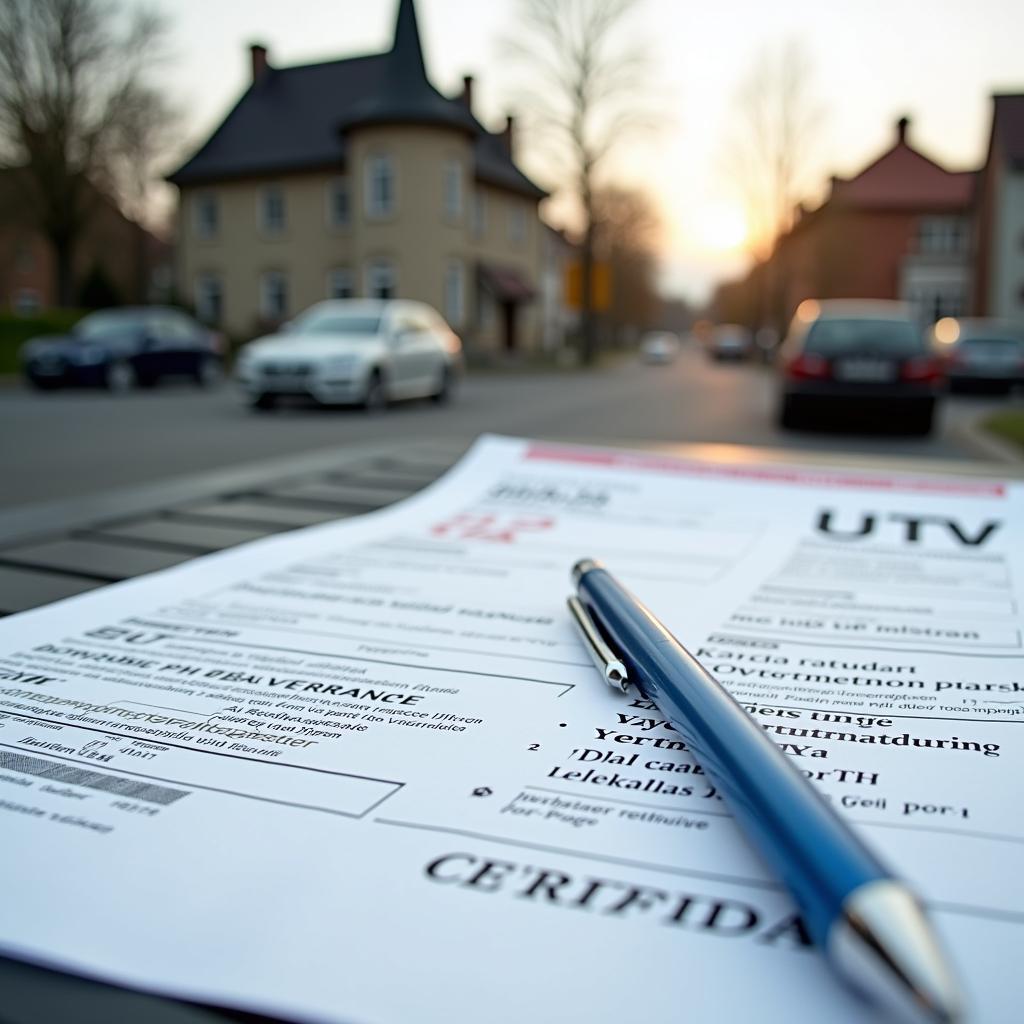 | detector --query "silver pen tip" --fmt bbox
[829,881,964,1023]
